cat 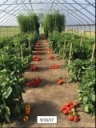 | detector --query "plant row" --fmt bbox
[48,31,95,116]
[44,12,65,37]
[0,32,38,122]
[17,13,39,33]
